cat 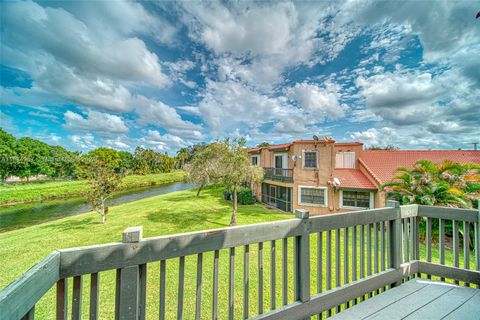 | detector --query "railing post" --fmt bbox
[294,209,310,310]
[387,201,402,287]
[117,226,143,320]
[475,202,480,275]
